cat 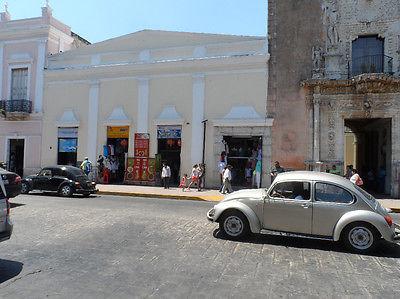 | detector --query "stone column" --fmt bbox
[191,74,205,165]
[87,81,100,165]
[137,78,149,133]
[391,115,400,198]
[34,39,47,113]
[313,93,321,171]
